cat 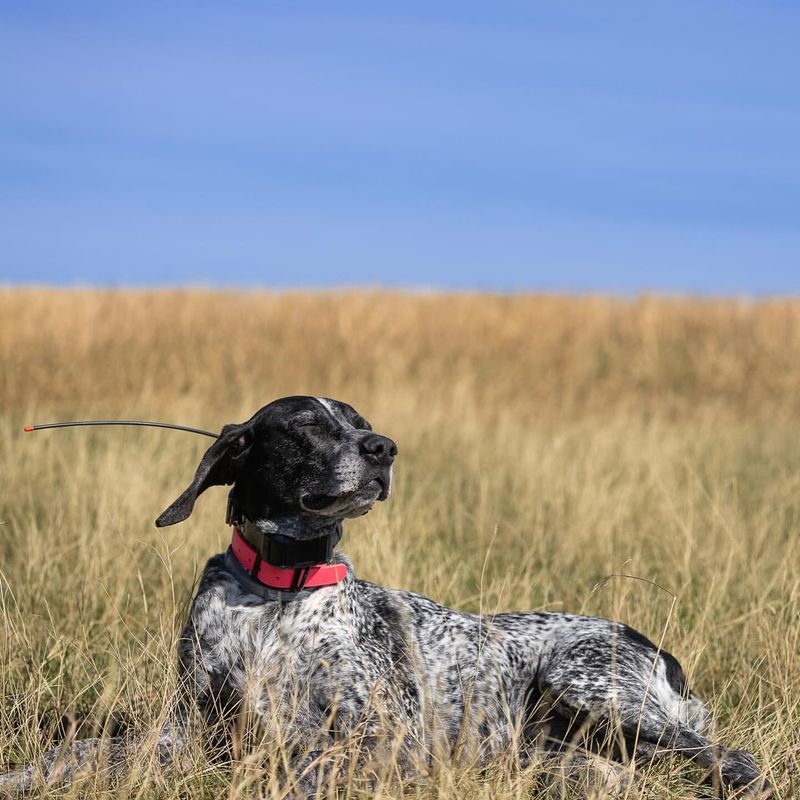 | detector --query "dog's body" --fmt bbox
[0,397,768,796]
